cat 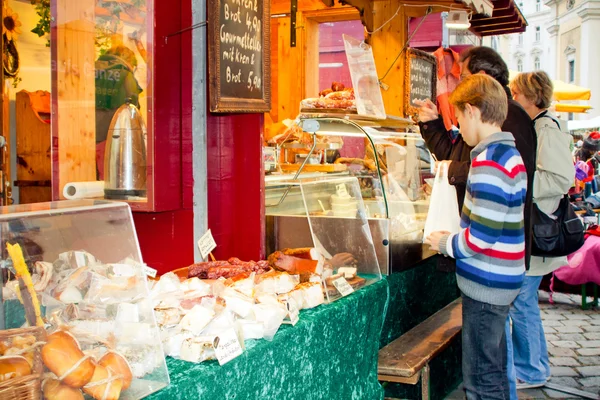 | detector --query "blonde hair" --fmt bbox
[510,71,554,109]
[449,74,508,126]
